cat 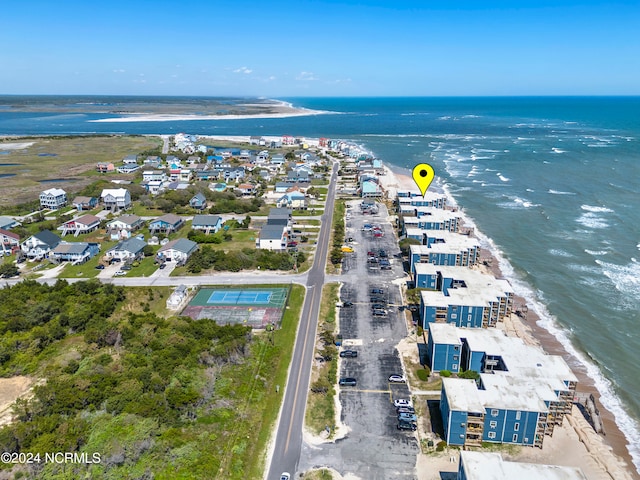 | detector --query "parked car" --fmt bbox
[388,374,406,383]
[339,350,358,358]
[371,303,386,310]
[95,264,105,270]
[121,264,132,271]
[341,301,353,307]
[370,288,385,295]
[159,263,166,269]
[397,420,417,431]
[370,296,386,303]
[396,406,416,414]
[114,270,127,276]
[287,241,298,247]
[394,398,413,408]
[339,377,357,386]
[379,249,388,257]
[280,473,291,480]
[372,309,387,317]
[398,412,417,422]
